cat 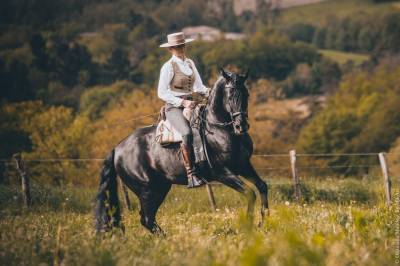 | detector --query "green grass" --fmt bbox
[319,49,370,65]
[0,178,396,265]
[277,0,400,26]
